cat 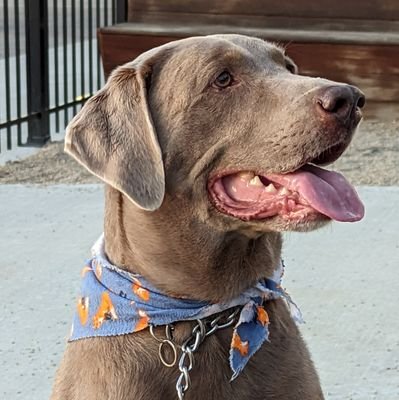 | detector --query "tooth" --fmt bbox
[280,187,290,196]
[238,171,255,180]
[265,184,277,193]
[249,176,263,187]
[231,185,237,193]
